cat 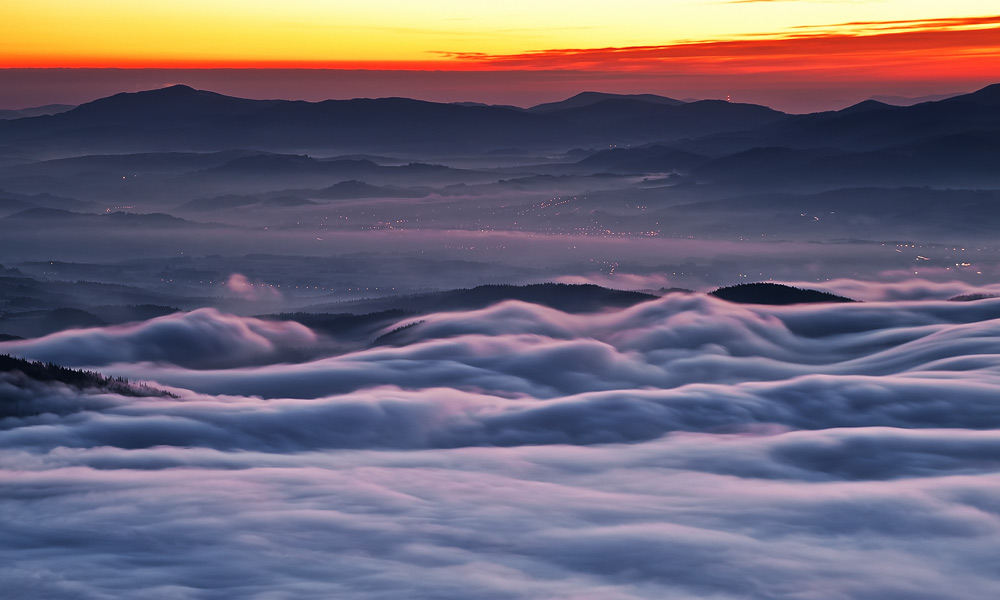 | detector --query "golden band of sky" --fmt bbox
[3,1,999,71]
[2,1,999,112]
